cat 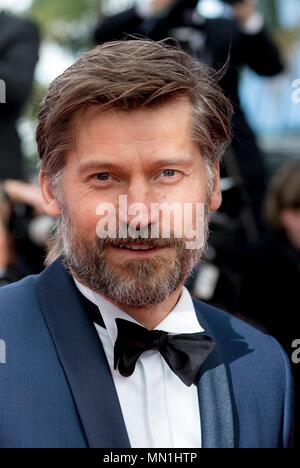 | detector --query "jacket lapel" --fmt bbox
[35,256,239,448]
[193,299,236,448]
[35,257,131,448]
